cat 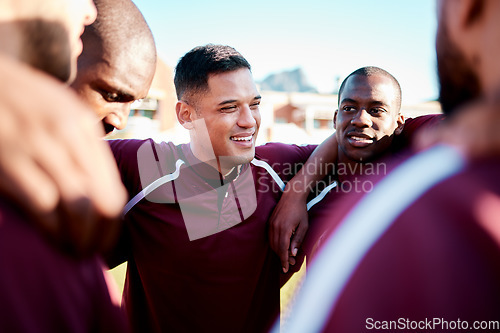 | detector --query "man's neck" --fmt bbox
[336,153,389,184]
[335,158,361,183]
[187,143,242,180]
